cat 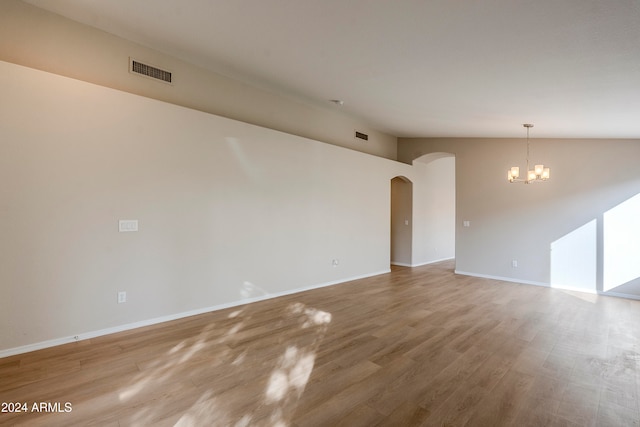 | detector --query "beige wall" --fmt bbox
[0,0,397,160]
[0,60,413,355]
[390,177,413,266]
[399,137,640,299]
